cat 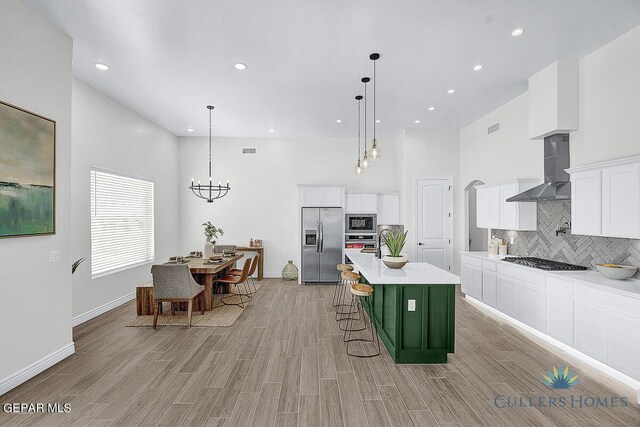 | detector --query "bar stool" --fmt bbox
[343,282,381,358]
[333,264,353,308]
[337,271,364,331]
